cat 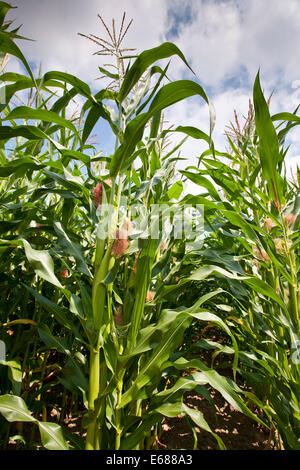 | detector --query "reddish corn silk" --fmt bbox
[274,238,292,253]
[114,314,124,328]
[111,229,129,257]
[93,182,103,207]
[132,249,141,274]
[263,218,276,232]
[61,269,69,278]
[252,247,270,262]
[277,287,290,297]
[114,306,124,327]
[146,290,155,303]
[284,213,296,226]
[274,200,282,211]
[260,250,270,262]
[274,238,285,253]
[284,288,290,297]
[160,242,166,252]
